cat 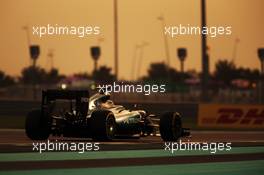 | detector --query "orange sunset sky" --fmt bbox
[0,0,263,80]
